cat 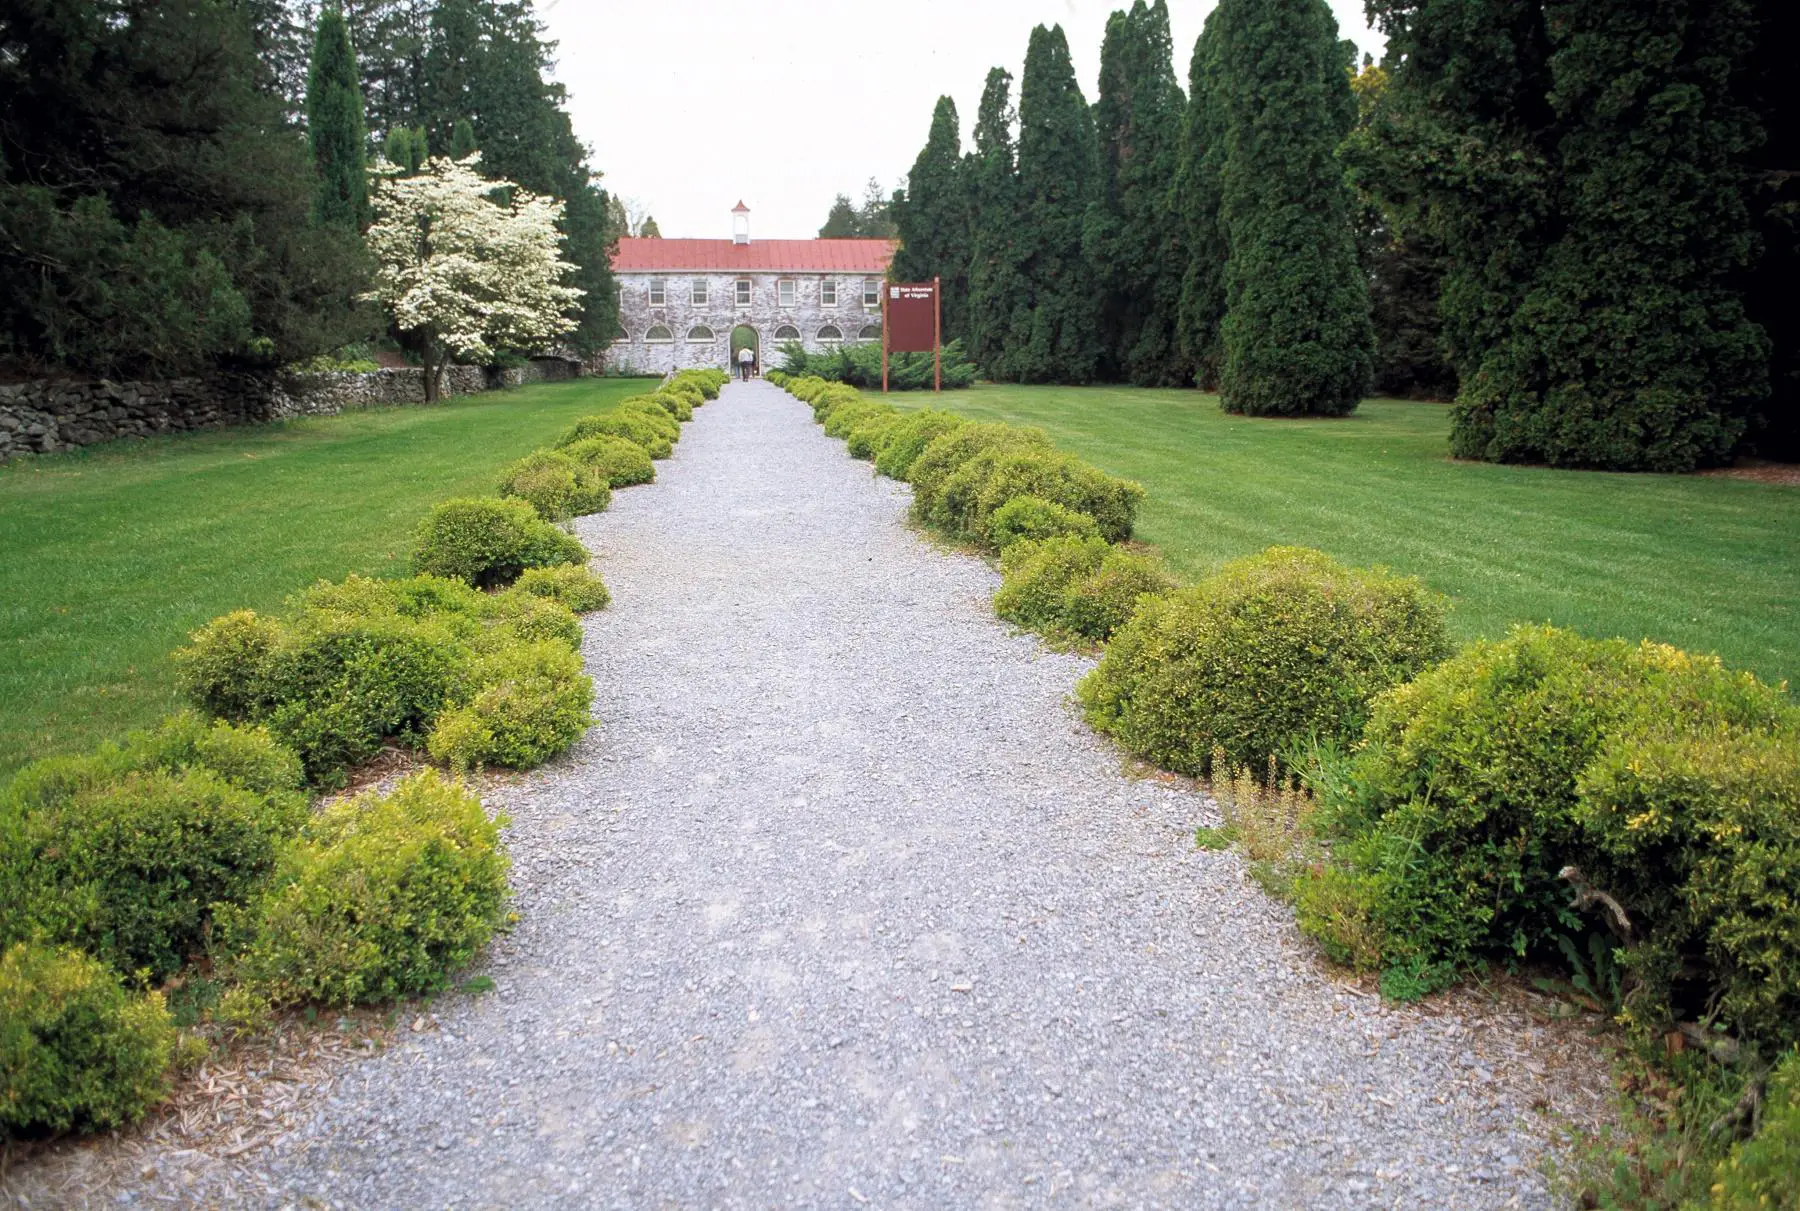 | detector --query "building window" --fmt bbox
[820,278,837,307]
[687,325,715,342]
[858,324,882,343]
[735,279,752,306]
[612,329,630,344]
[773,324,800,341]
[778,279,796,307]
[645,324,673,343]
[691,279,708,306]
[817,325,843,344]
[648,278,666,307]
[862,278,880,307]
